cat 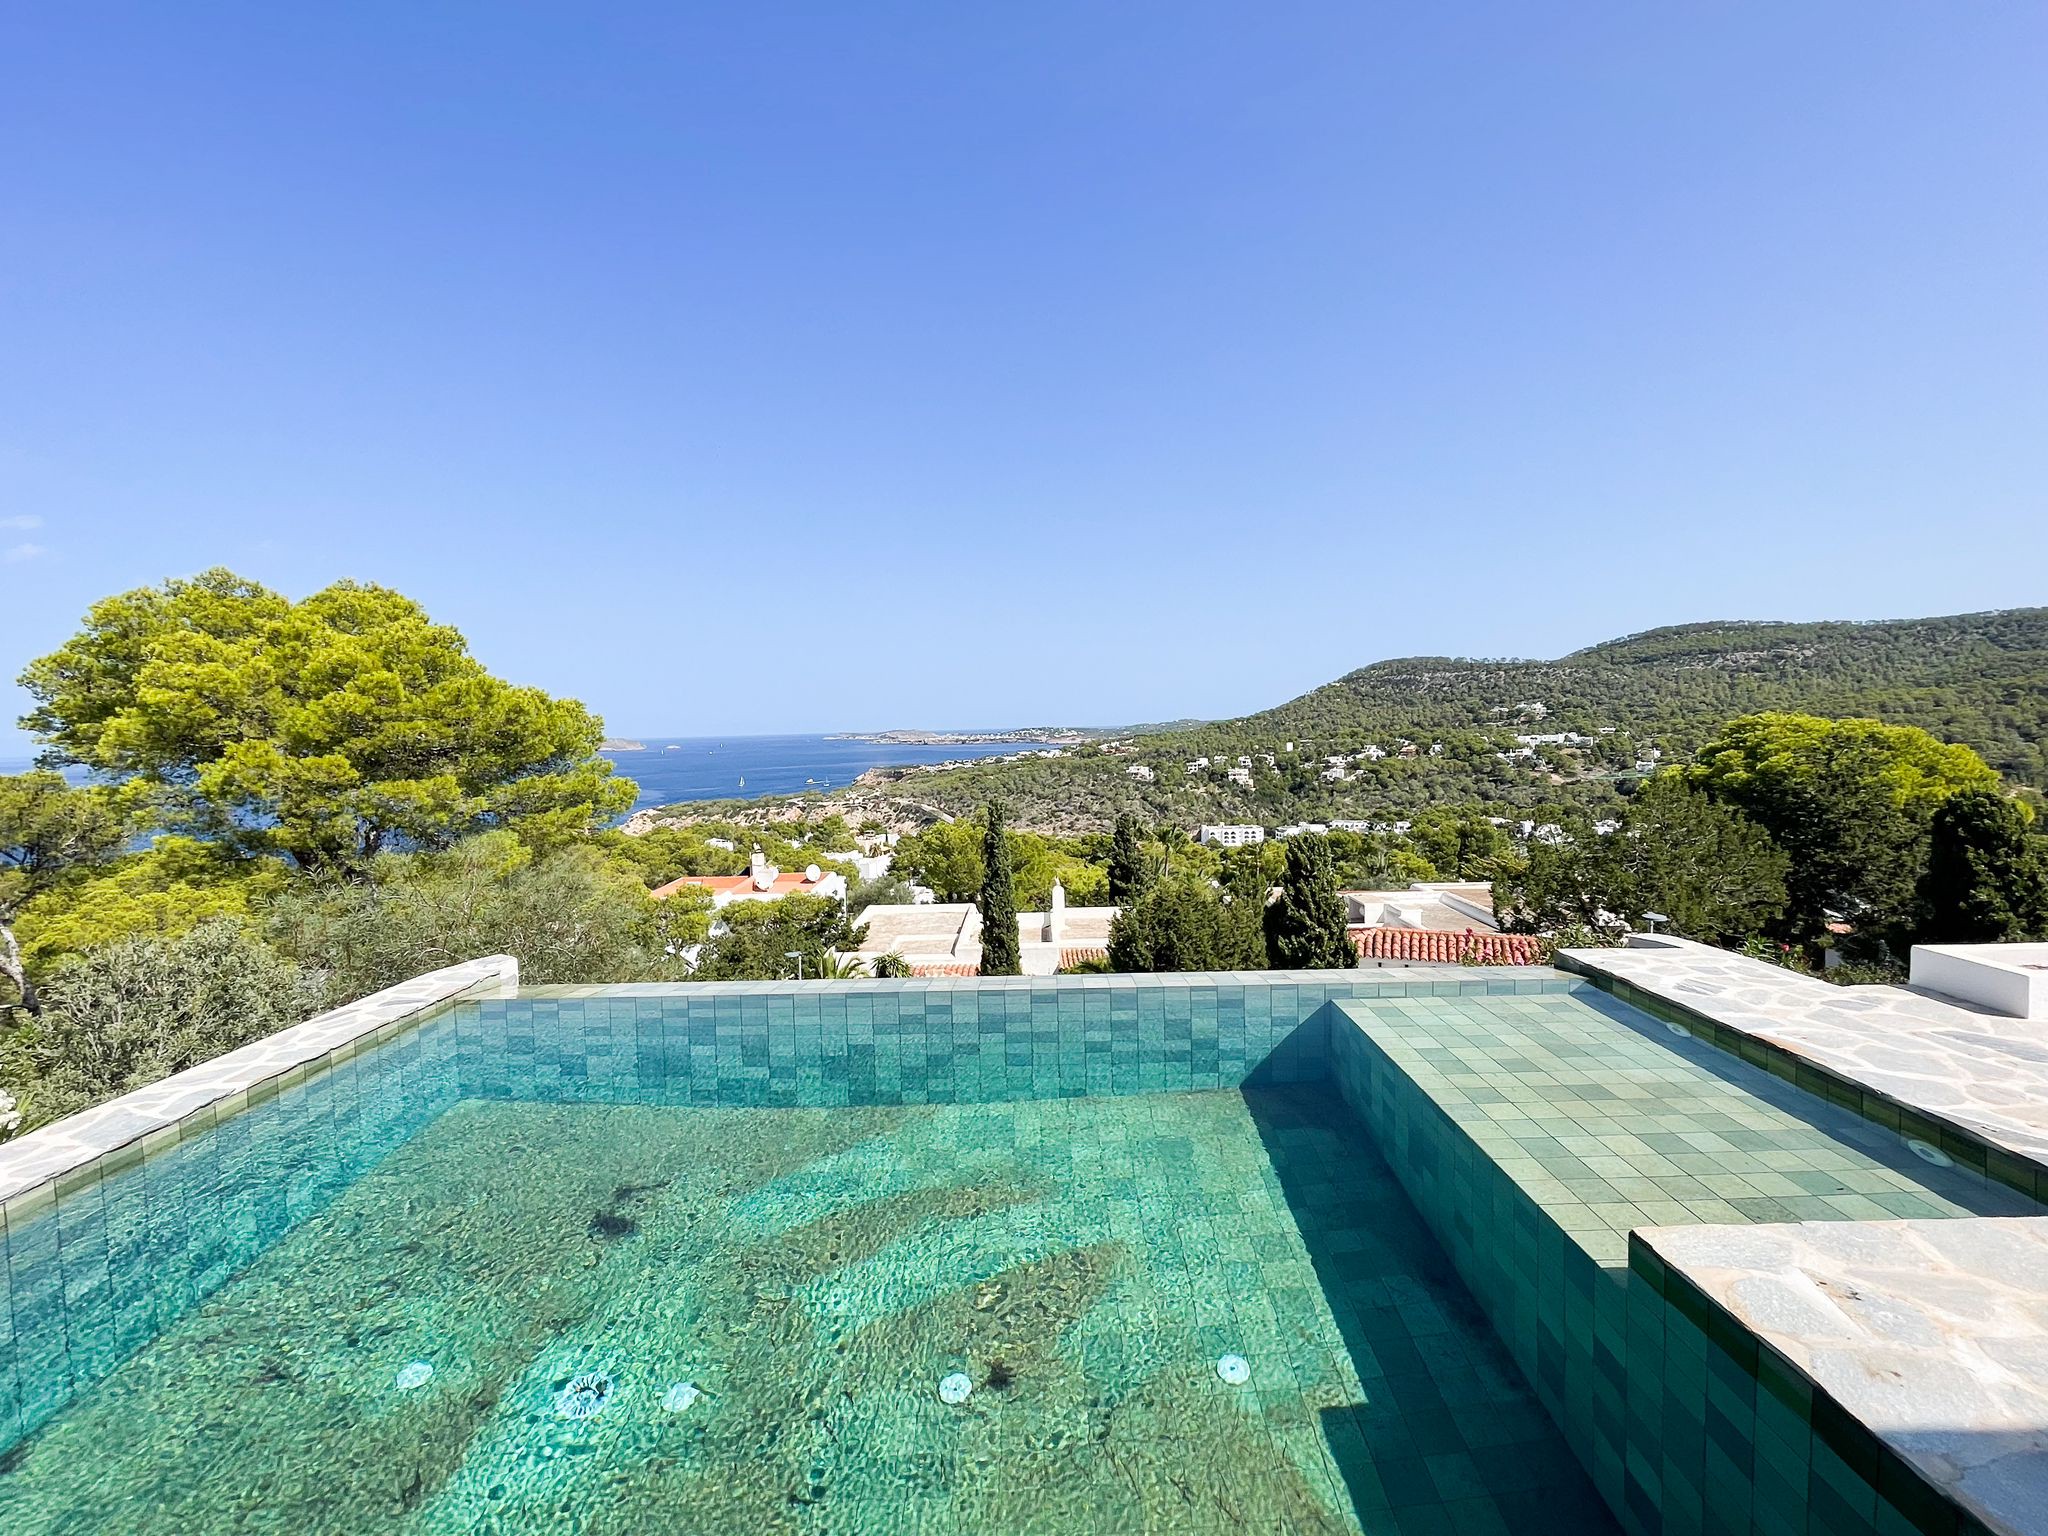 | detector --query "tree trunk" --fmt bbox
[0,917,38,1015]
